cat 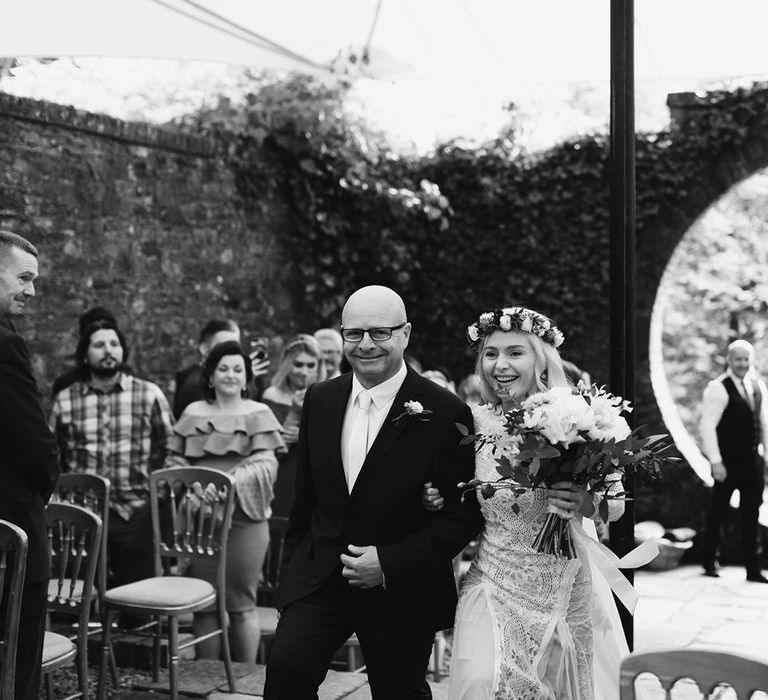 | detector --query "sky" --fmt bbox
[3,1,768,152]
